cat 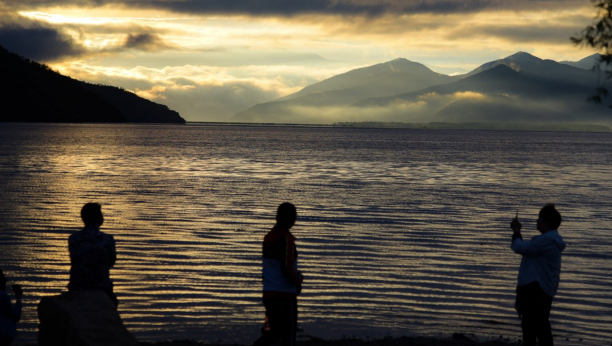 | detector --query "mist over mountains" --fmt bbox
[233,52,610,127]
[1,40,608,128]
